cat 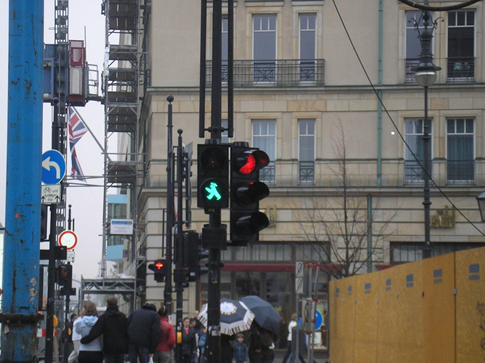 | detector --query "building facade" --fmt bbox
[108,0,485,330]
